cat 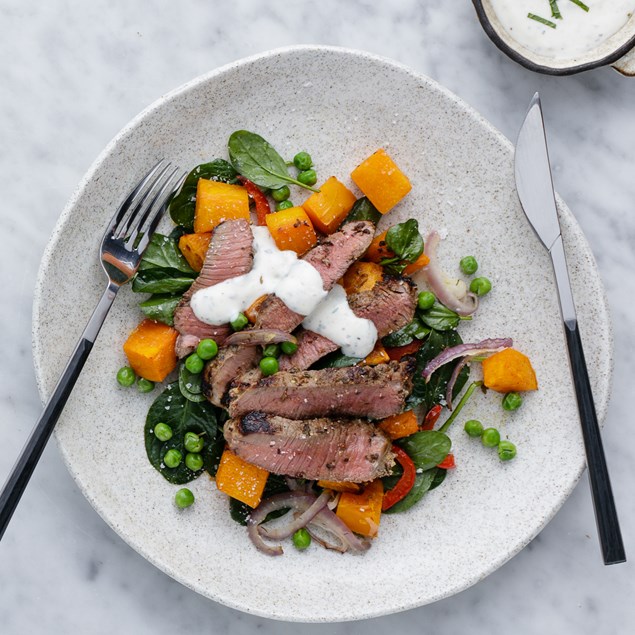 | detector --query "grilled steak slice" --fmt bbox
[224,413,395,482]
[228,360,413,420]
[279,276,417,371]
[254,220,375,330]
[203,345,260,407]
[173,219,253,357]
